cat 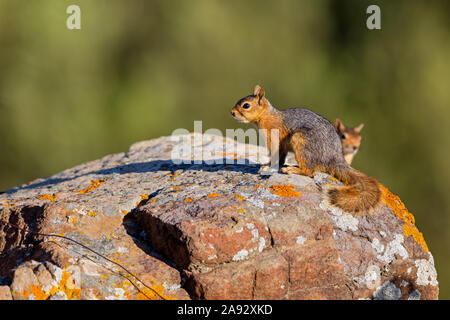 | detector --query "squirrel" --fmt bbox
[230,85,381,214]
[334,118,364,165]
